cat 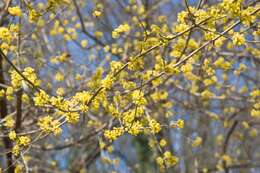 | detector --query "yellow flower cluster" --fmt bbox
[65,112,79,124]
[47,0,68,10]
[4,116,15,128]
[93,10,102,17]
[156,151,179,170]
[128,121,143,136]
[170,119,185,129]
[151,91,168,102]
[12,136,31,156]
[192,136,202,147]
[50,20,65,36]
[232,33,245,46]
[50,53,70,64]
[81,40,88,48]
[213,57,232,71]
[0,27,12,42]
[12,145,20,156]
[5,87,14,101]
[240,7,257,26]
[132,90,147,106]
[159,139,167,147]
[34,90,50,106]
[37,116,62,135]
[29,9,41,23]
[112,23,130,38]
[201,90,215,99]
[163,151,179,167]
[23,67,41,86]
[56,87,65,96]
[251,103,260,118]
[8,6,22,17]
[104,127,124,141]
[10,70,23,88]
[101,75,114,90]
[250,89,260,98]
[149,119,161,134]
[10,67,40,89]
[55,72,64,81]
[8,131,17,140]
[18,136,31,146]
